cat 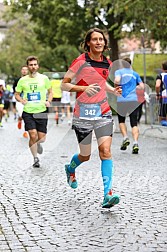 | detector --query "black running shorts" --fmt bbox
[22,111,48,133]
